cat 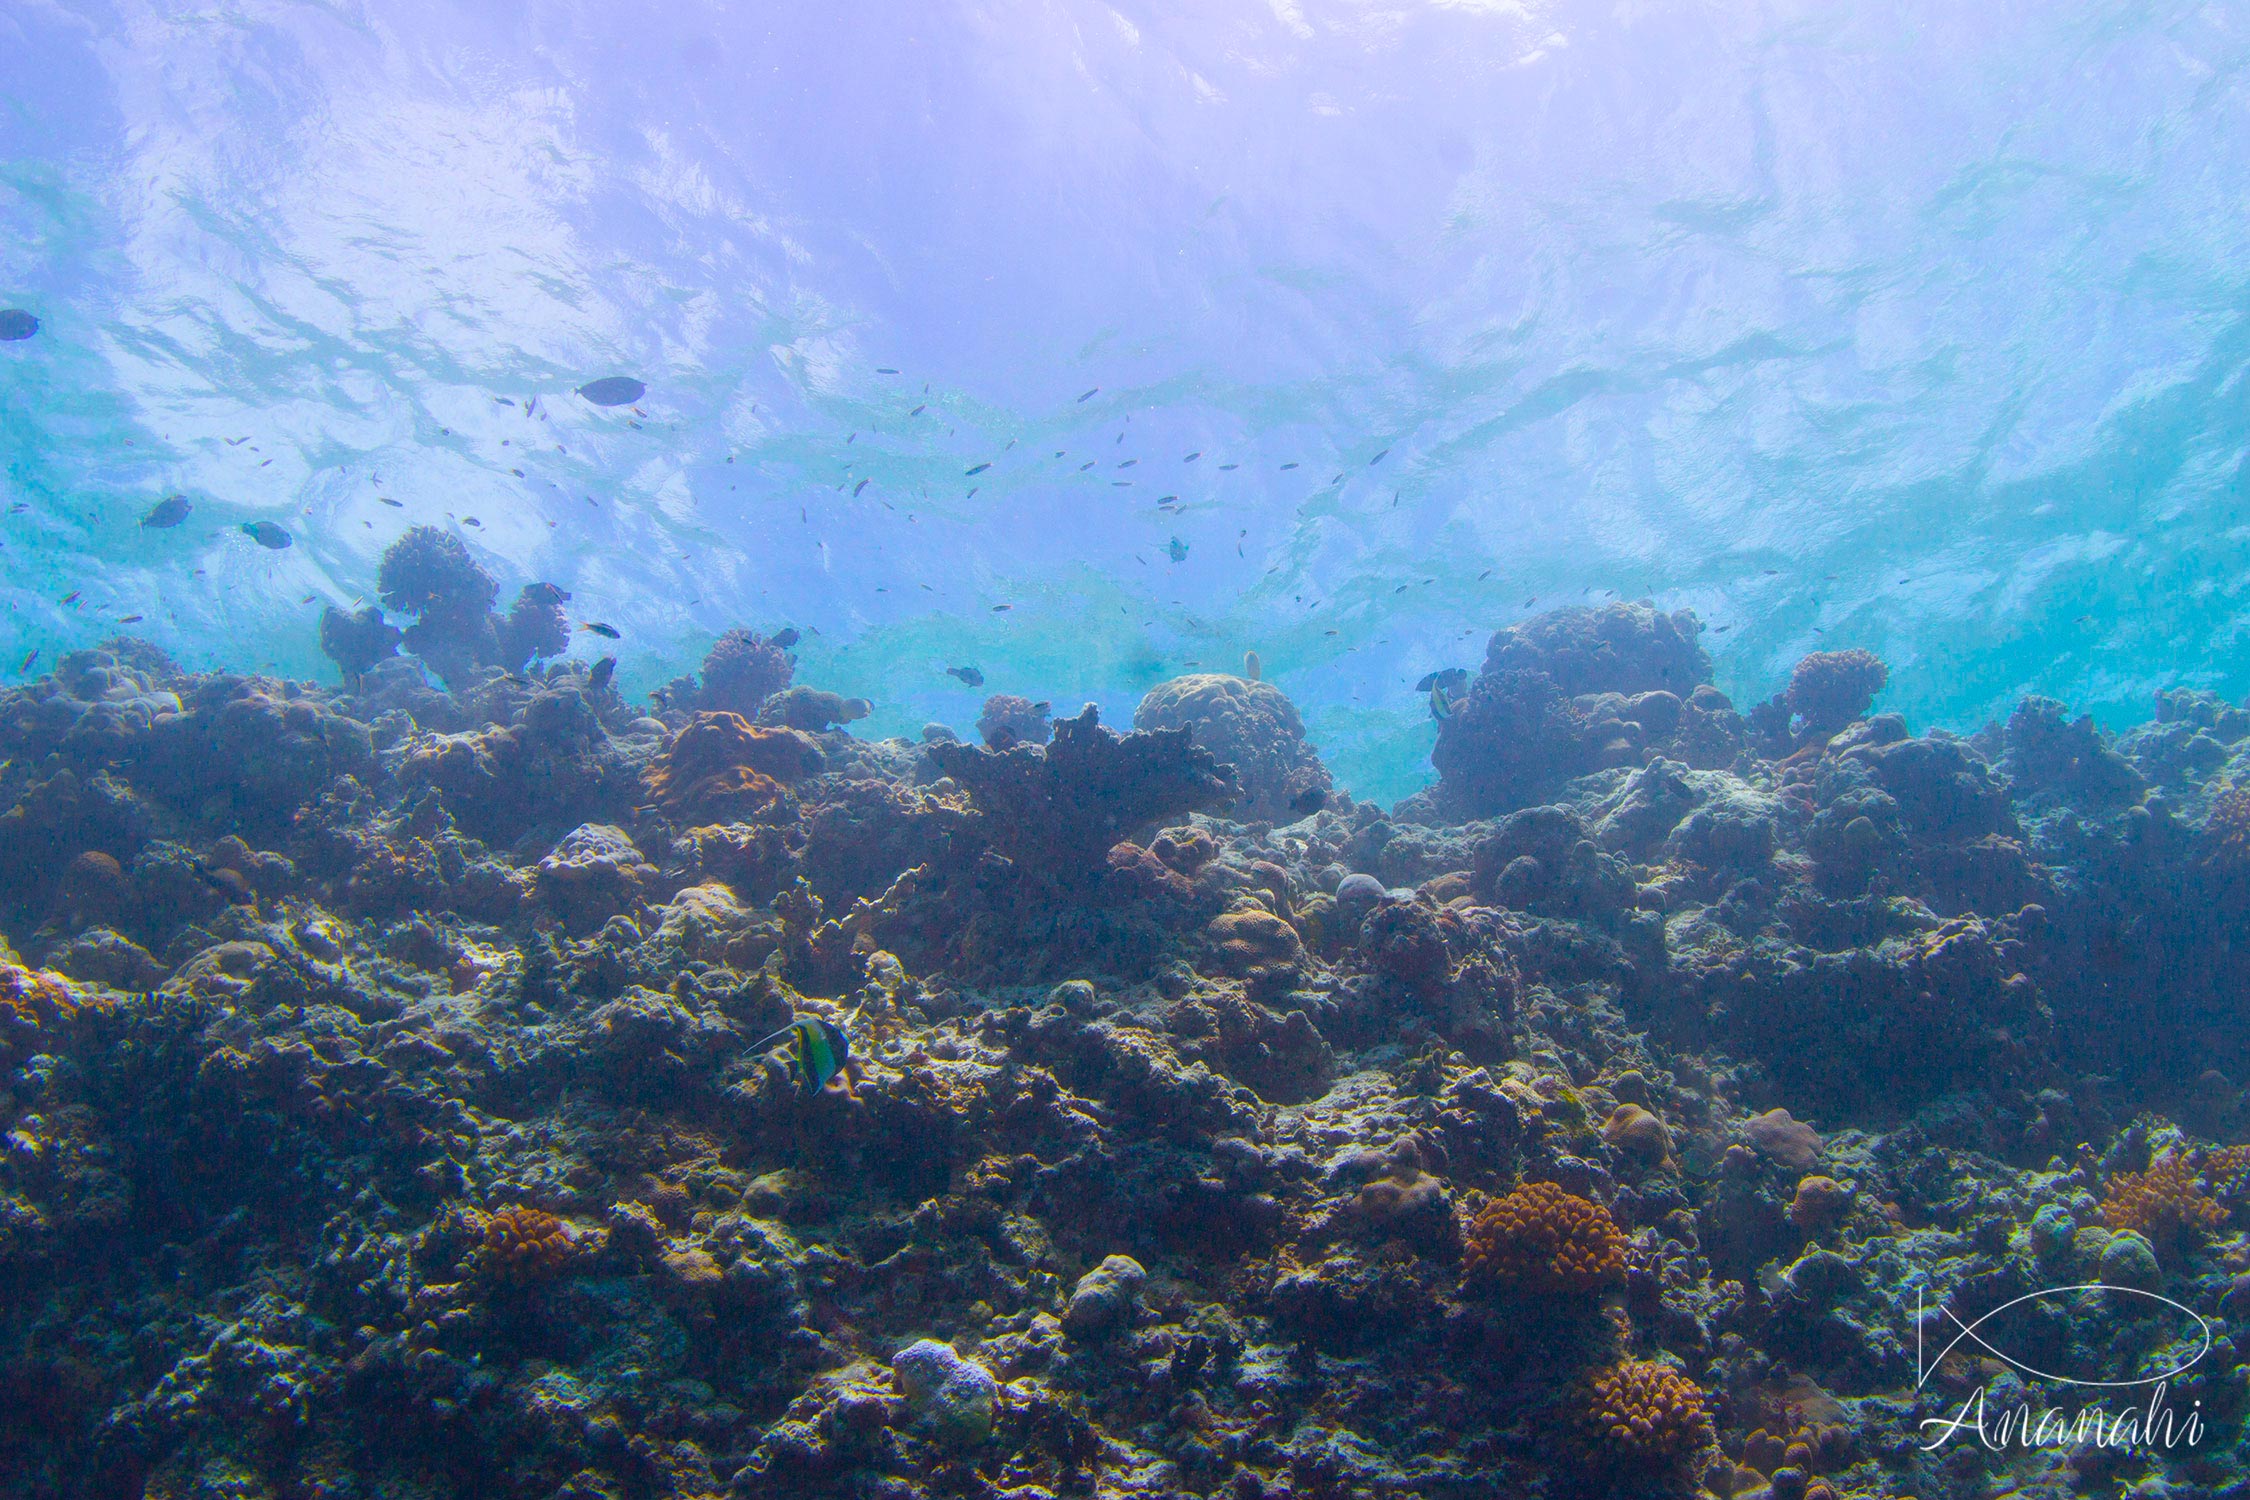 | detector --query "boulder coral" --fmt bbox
[645,712,824,821]
[1132,672,1332,823]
